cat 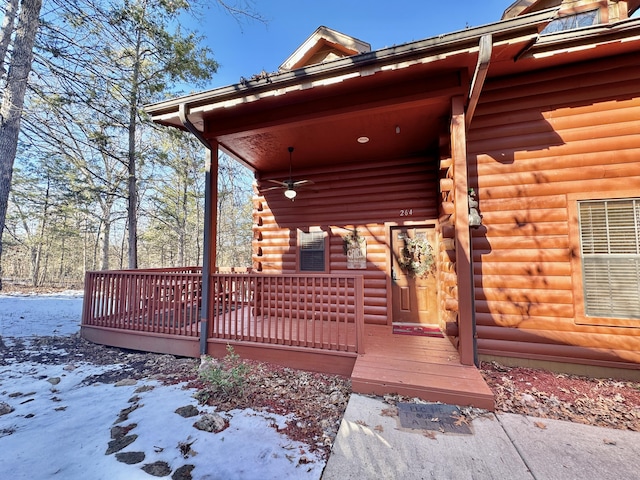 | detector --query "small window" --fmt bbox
[578,198,640,320]
[299,230,326,272]
[541,9,599,35]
